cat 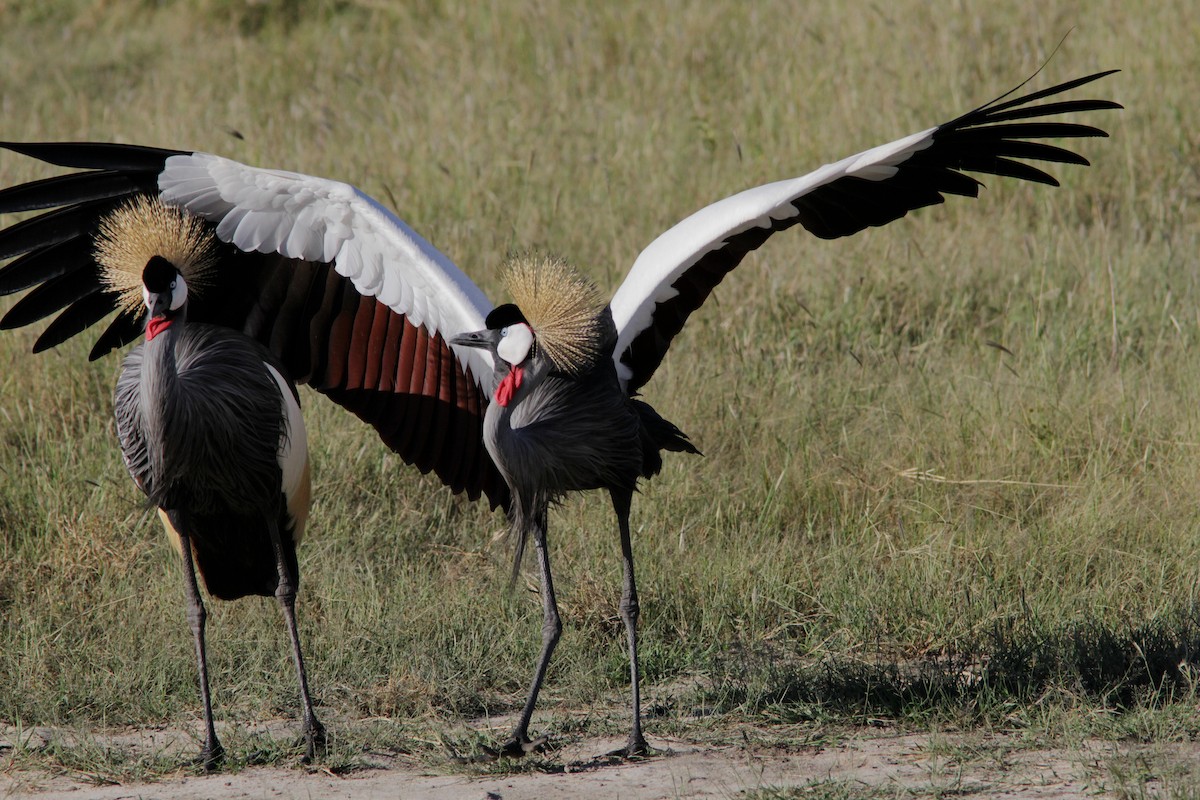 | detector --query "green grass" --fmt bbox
[1,0,1198,787]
